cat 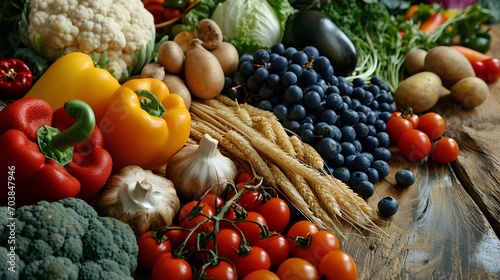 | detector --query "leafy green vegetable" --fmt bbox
[211,0,293,55]
[0,0,25,57]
